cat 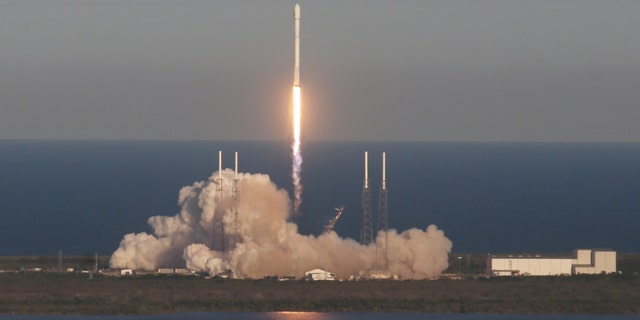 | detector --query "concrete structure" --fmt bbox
[305,268,336,281]
[573,249,616,274]
[489,257,573,276]
[488,249,616,276]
